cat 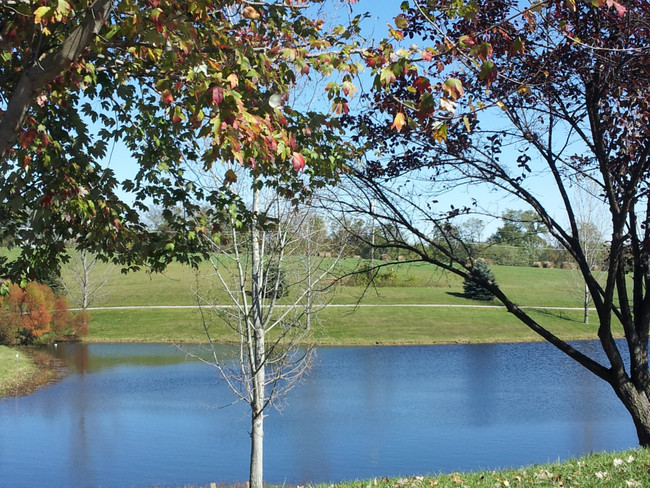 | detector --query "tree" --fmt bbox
[489,209,545,248]
[60,250,114,311]
[565,180,609,324]
[340,0,650,445]
[0,0,362,281]
[463,260,497,301]
[191,168,340,488]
